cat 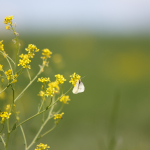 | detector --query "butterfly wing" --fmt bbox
[77,81,85,93]
[72,80,80,94]
[72,79,85,94]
